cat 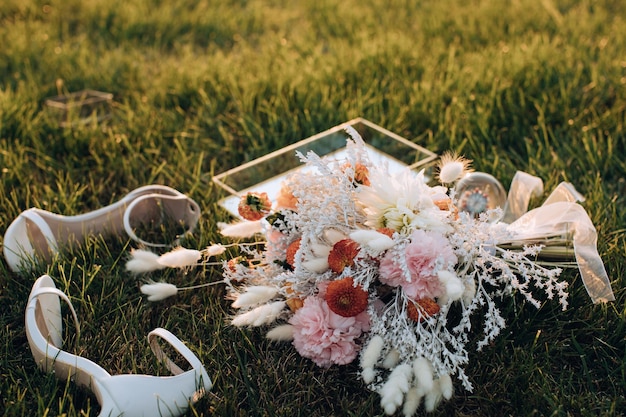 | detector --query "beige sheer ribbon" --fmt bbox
[501,174,615,303]
[502,171,545,223]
